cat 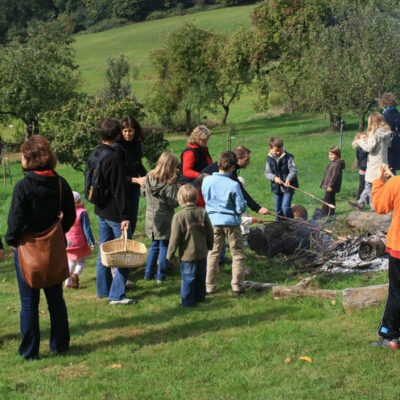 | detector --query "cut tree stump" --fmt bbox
[342,284,388,312]
[358,237,386,260]
[272,285,339,301]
